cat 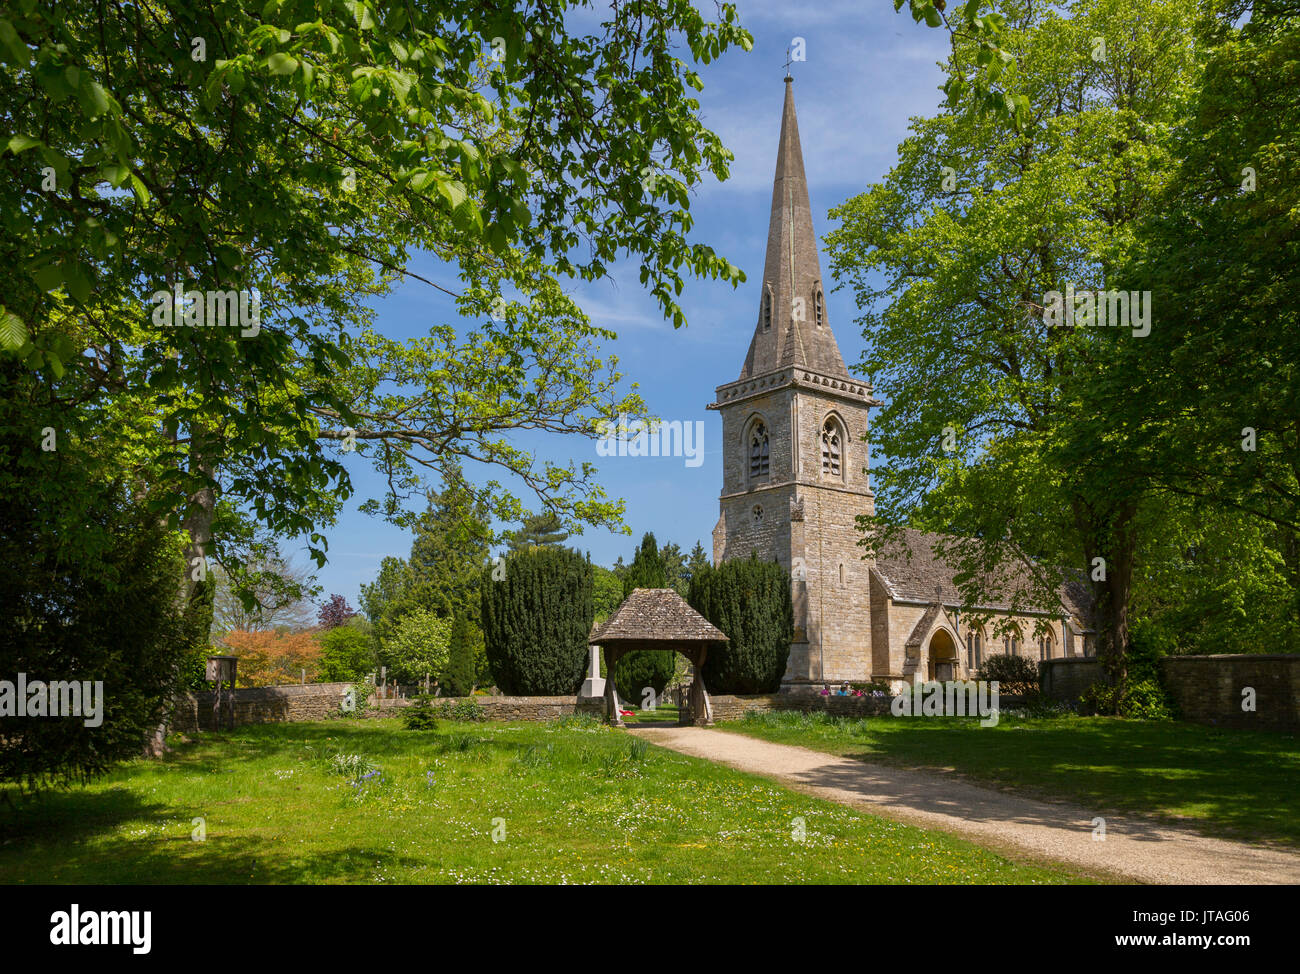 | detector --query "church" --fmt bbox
[709,78,1095,692]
